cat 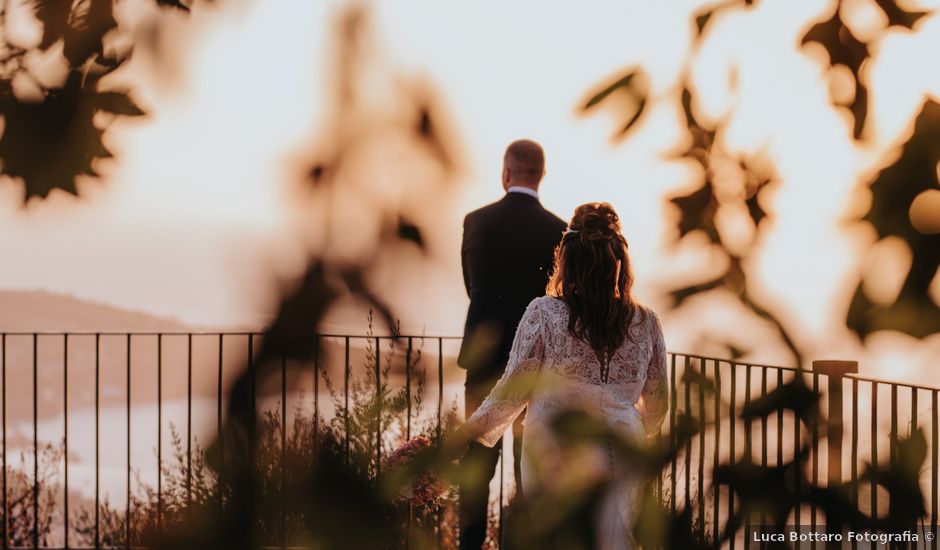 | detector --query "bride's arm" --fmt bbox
[638,309,669,435]
[460,299,546,447]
